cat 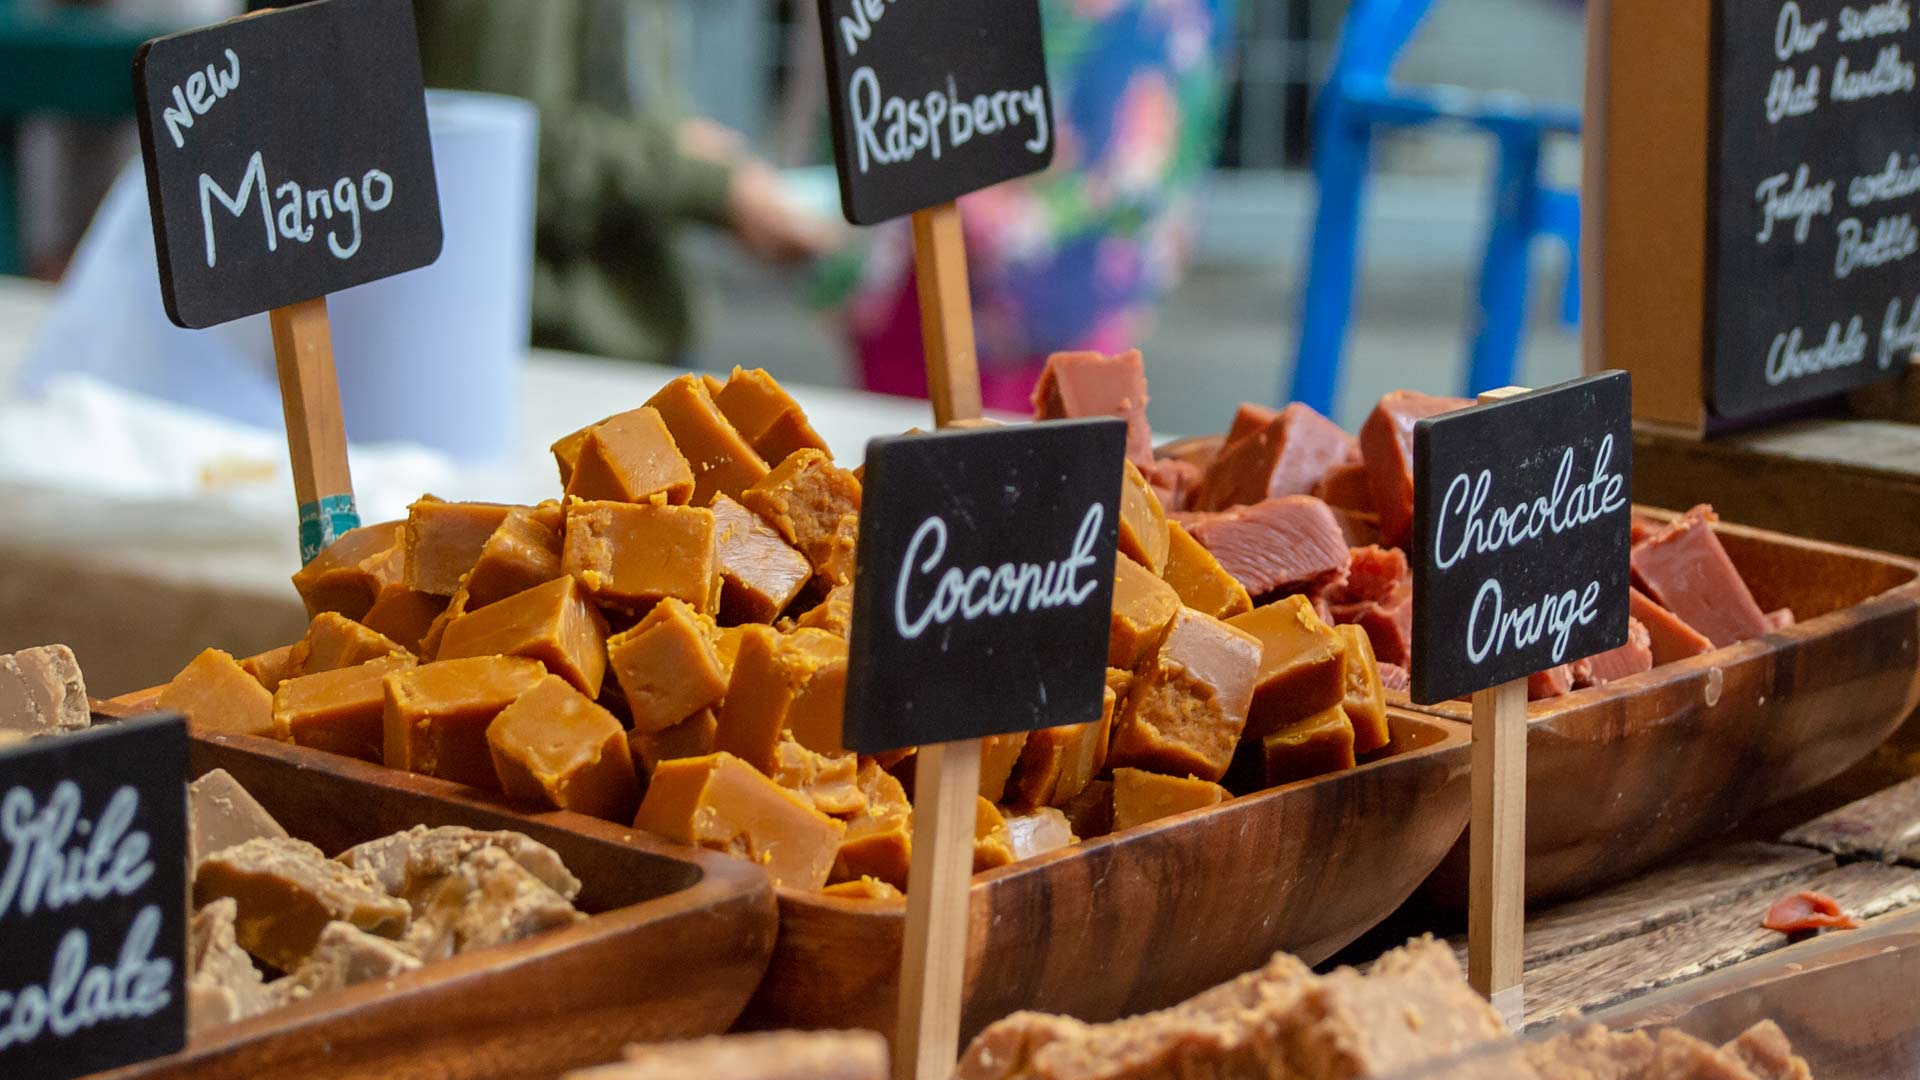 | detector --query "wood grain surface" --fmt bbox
[1784,775,1920,864]
[87,732,778,1080]
[742,711,1472,1043]
[1413,510,1920,904]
